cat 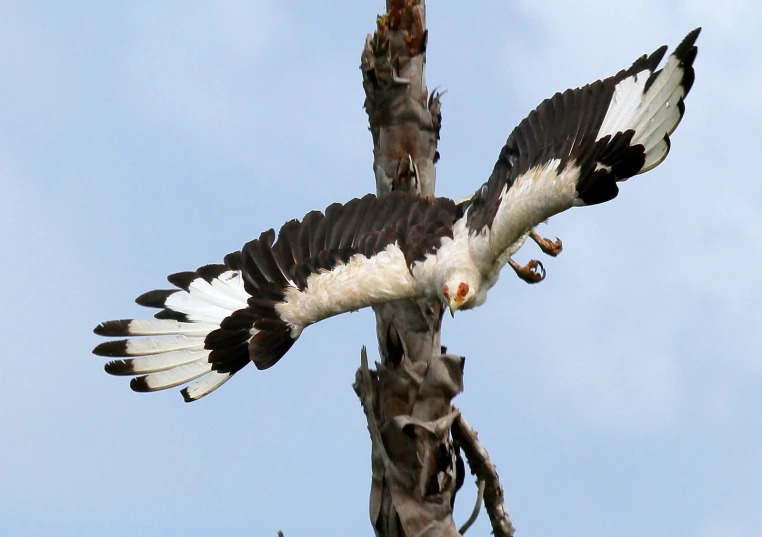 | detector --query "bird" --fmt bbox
[93,28,701,402]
